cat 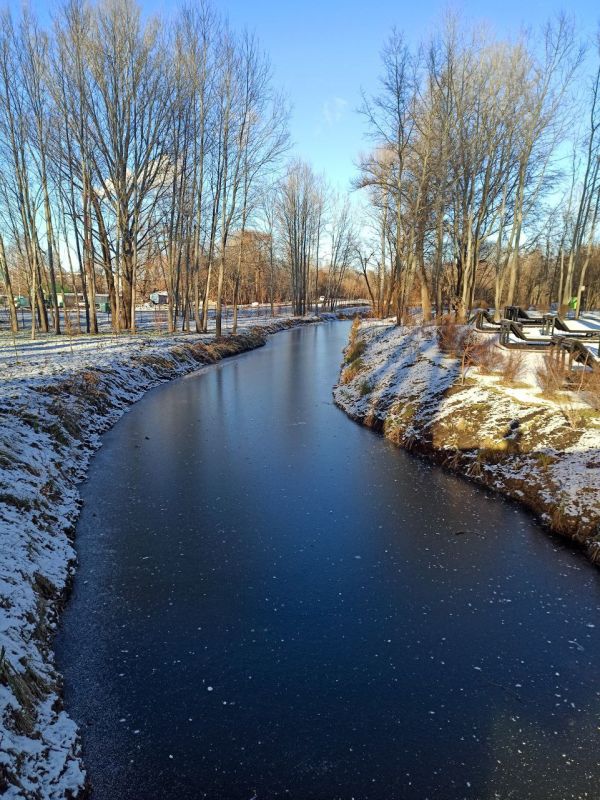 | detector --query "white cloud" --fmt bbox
[322,96,348,127]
